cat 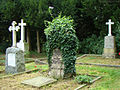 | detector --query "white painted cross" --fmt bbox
[9,21,20,47]
[19,19,26,43]
[106,19,114,36]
